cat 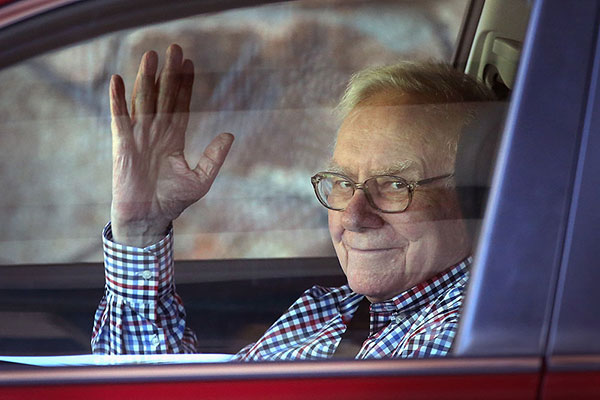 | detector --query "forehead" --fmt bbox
[331,102,439,178]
